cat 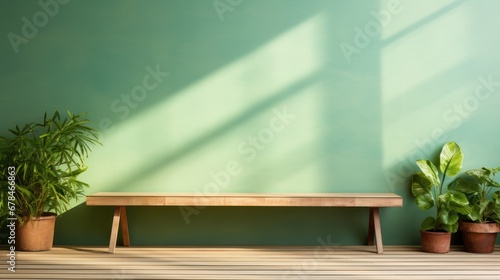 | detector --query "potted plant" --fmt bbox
[449,167,500,253]
[0,111,100,251]
[411,141,471,253]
